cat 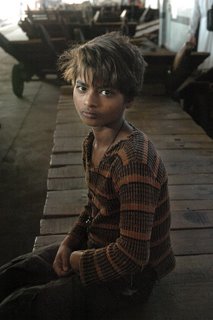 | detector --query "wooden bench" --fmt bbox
[34,85,213,319]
